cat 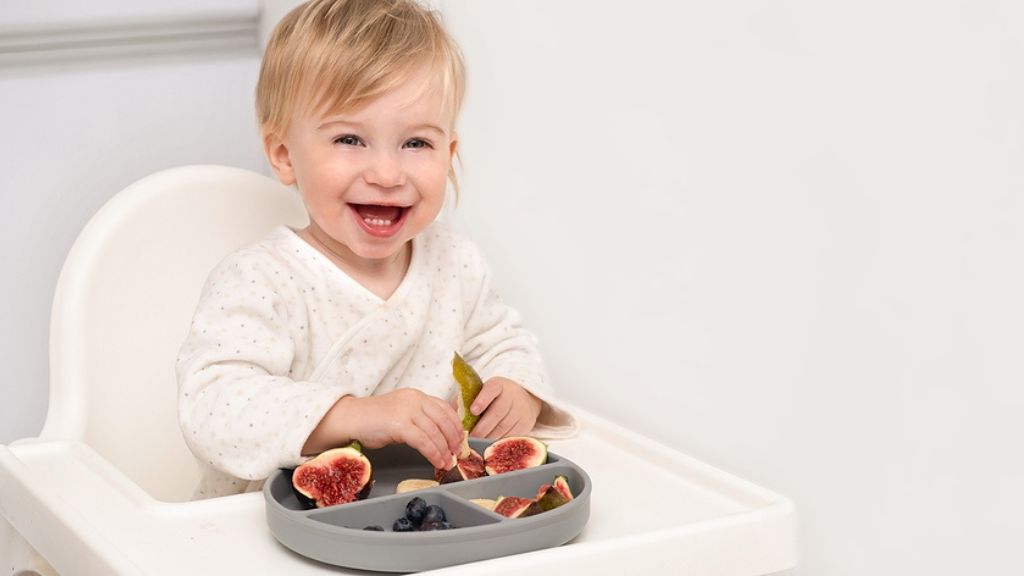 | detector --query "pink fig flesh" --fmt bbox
[435,448,485,484]
[553,475,574,501]
[483,436,547,476]
[493,496,535,518]
[292,446,373,508]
